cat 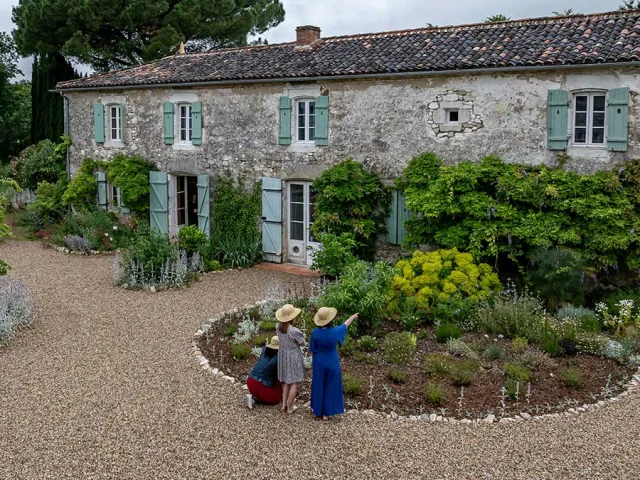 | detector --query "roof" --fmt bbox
[58,10,640,91]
